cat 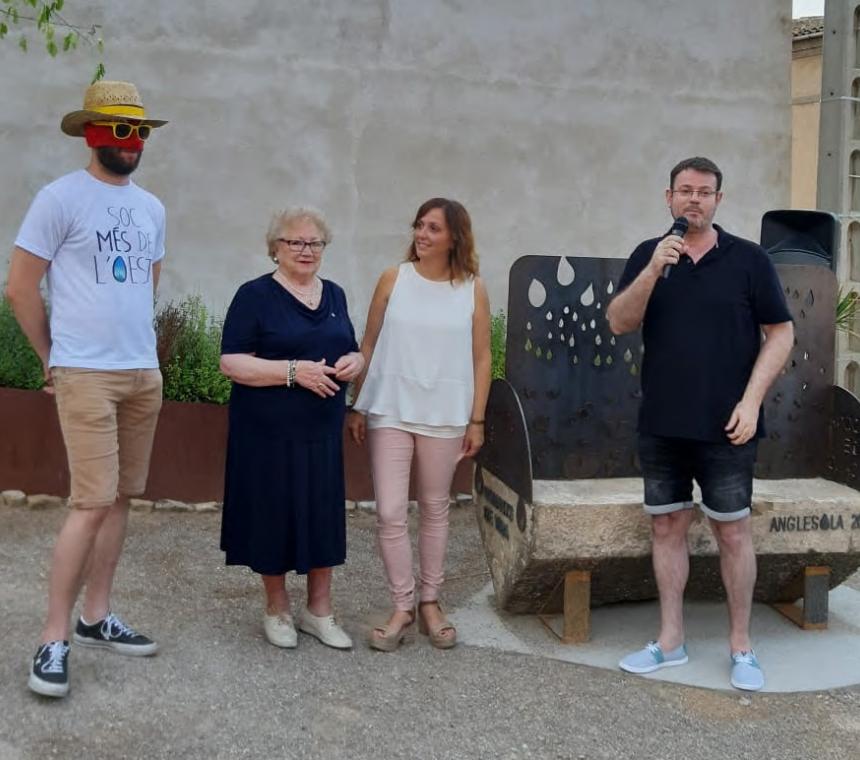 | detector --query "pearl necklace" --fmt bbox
[274,271,321,307]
